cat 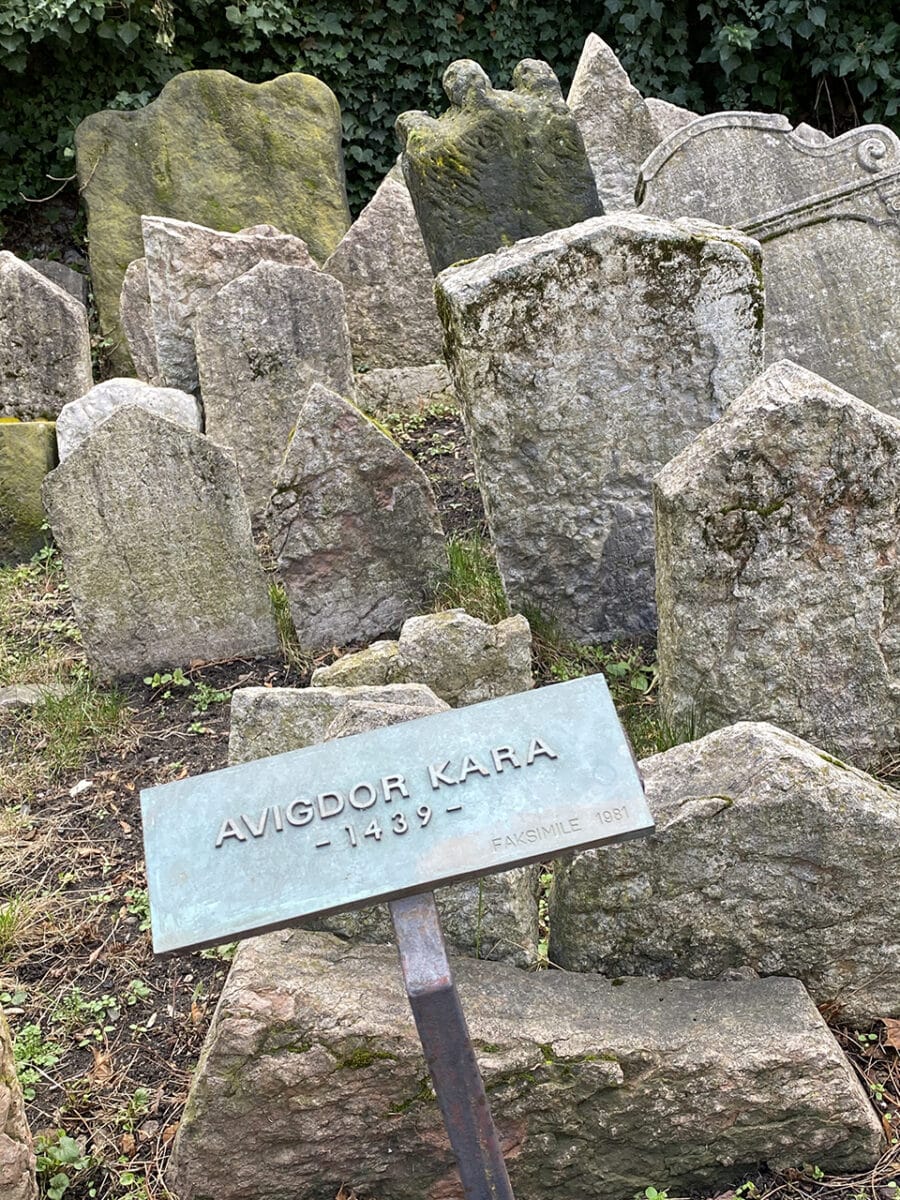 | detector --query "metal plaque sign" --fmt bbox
[141,674,653,955]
